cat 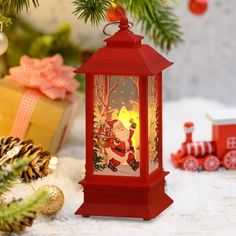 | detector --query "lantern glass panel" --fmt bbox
[148,76,159,174]
[93,75,140,176]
